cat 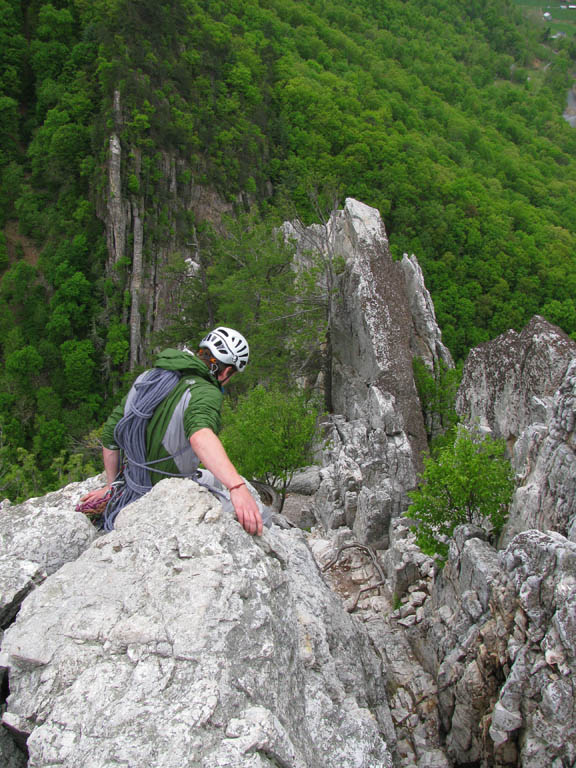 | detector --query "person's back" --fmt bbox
[79,327,264,535]
[101,348,223,483]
